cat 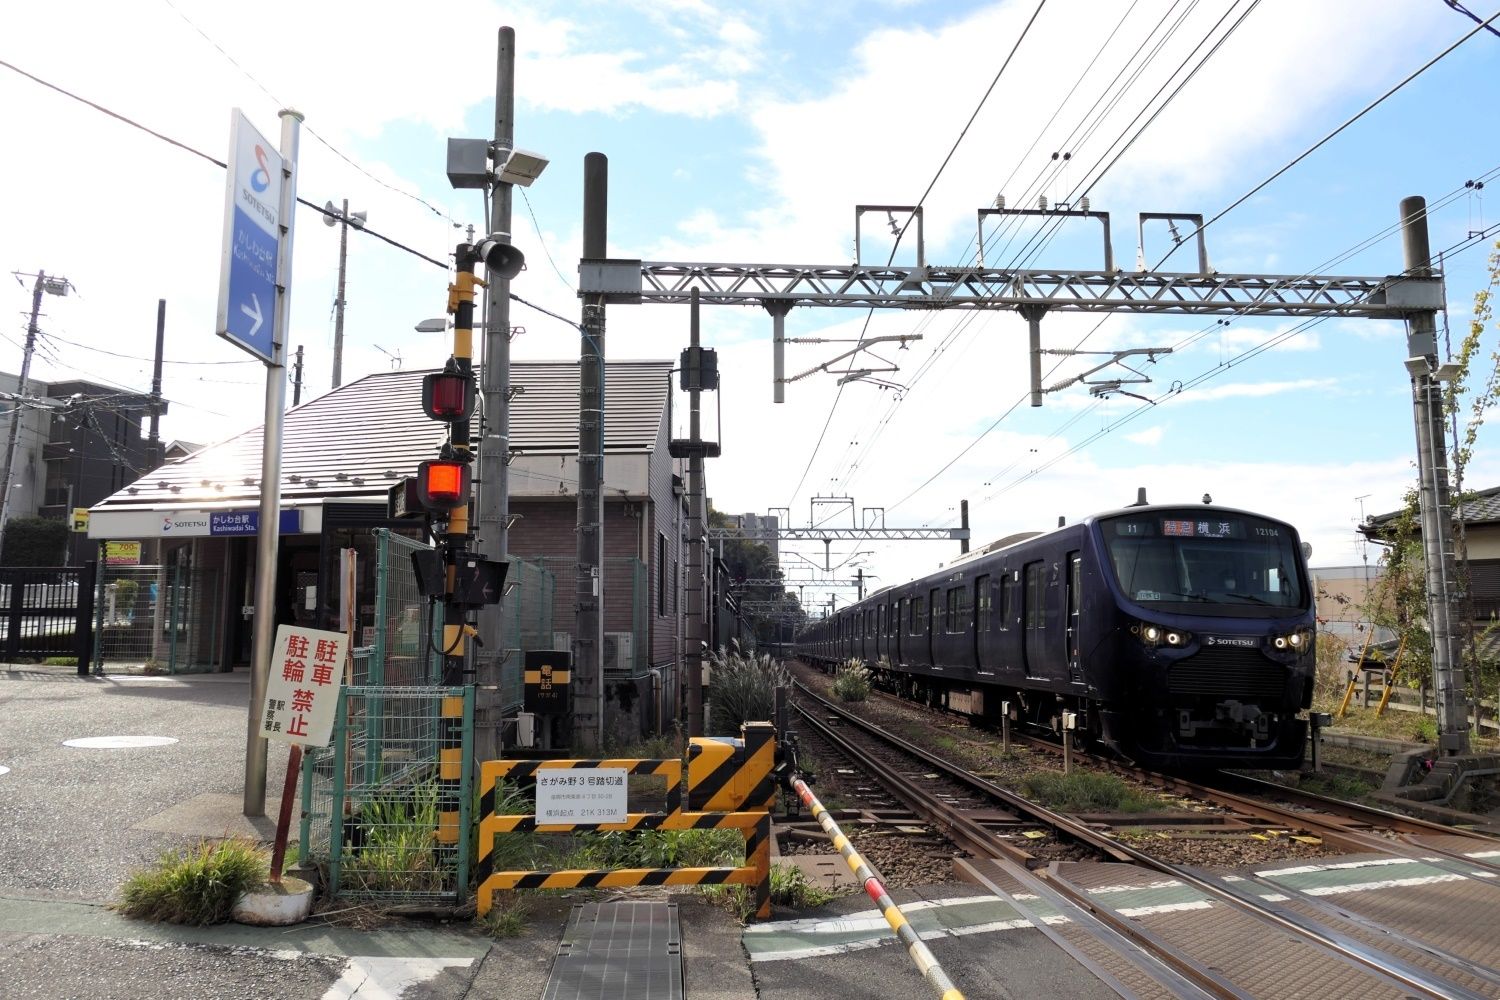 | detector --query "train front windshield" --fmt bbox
[1099,511,1307,616]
